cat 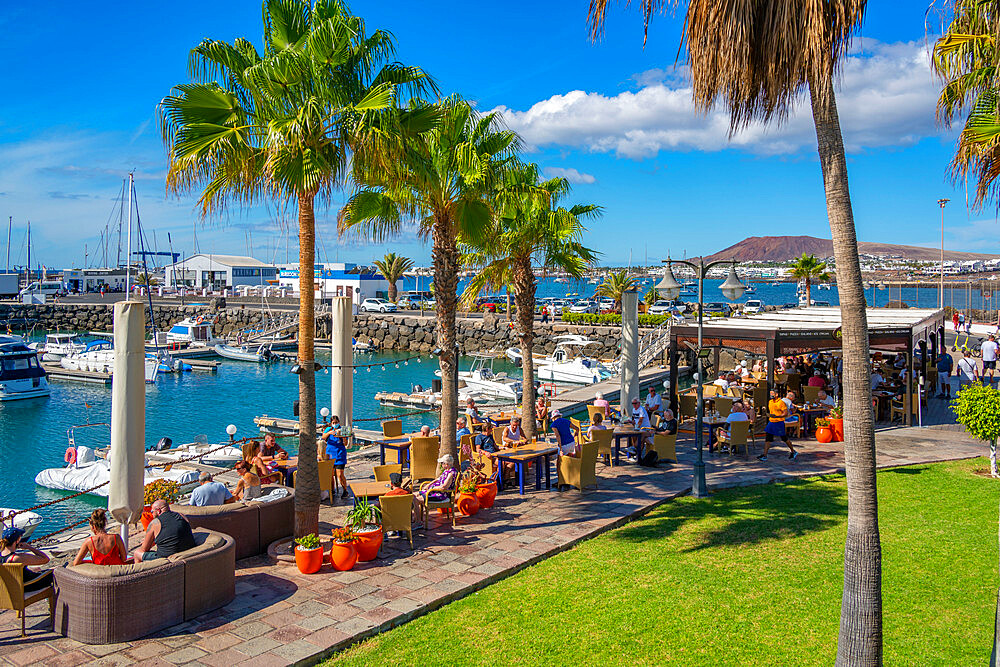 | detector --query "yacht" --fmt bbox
[435,354,522,400]
[31,333,86,361]
[62,340,160,382]
[507,335,615,384]
[0,336,50,401]
[164,316,220,347]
